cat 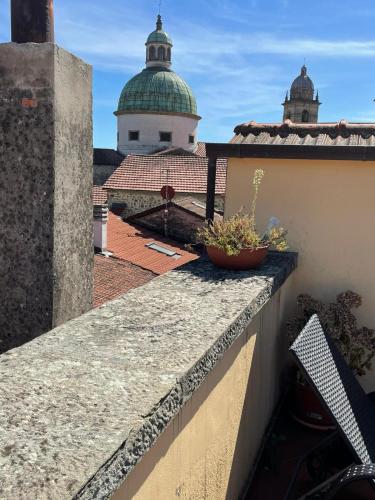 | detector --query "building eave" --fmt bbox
[205,143,375,161]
